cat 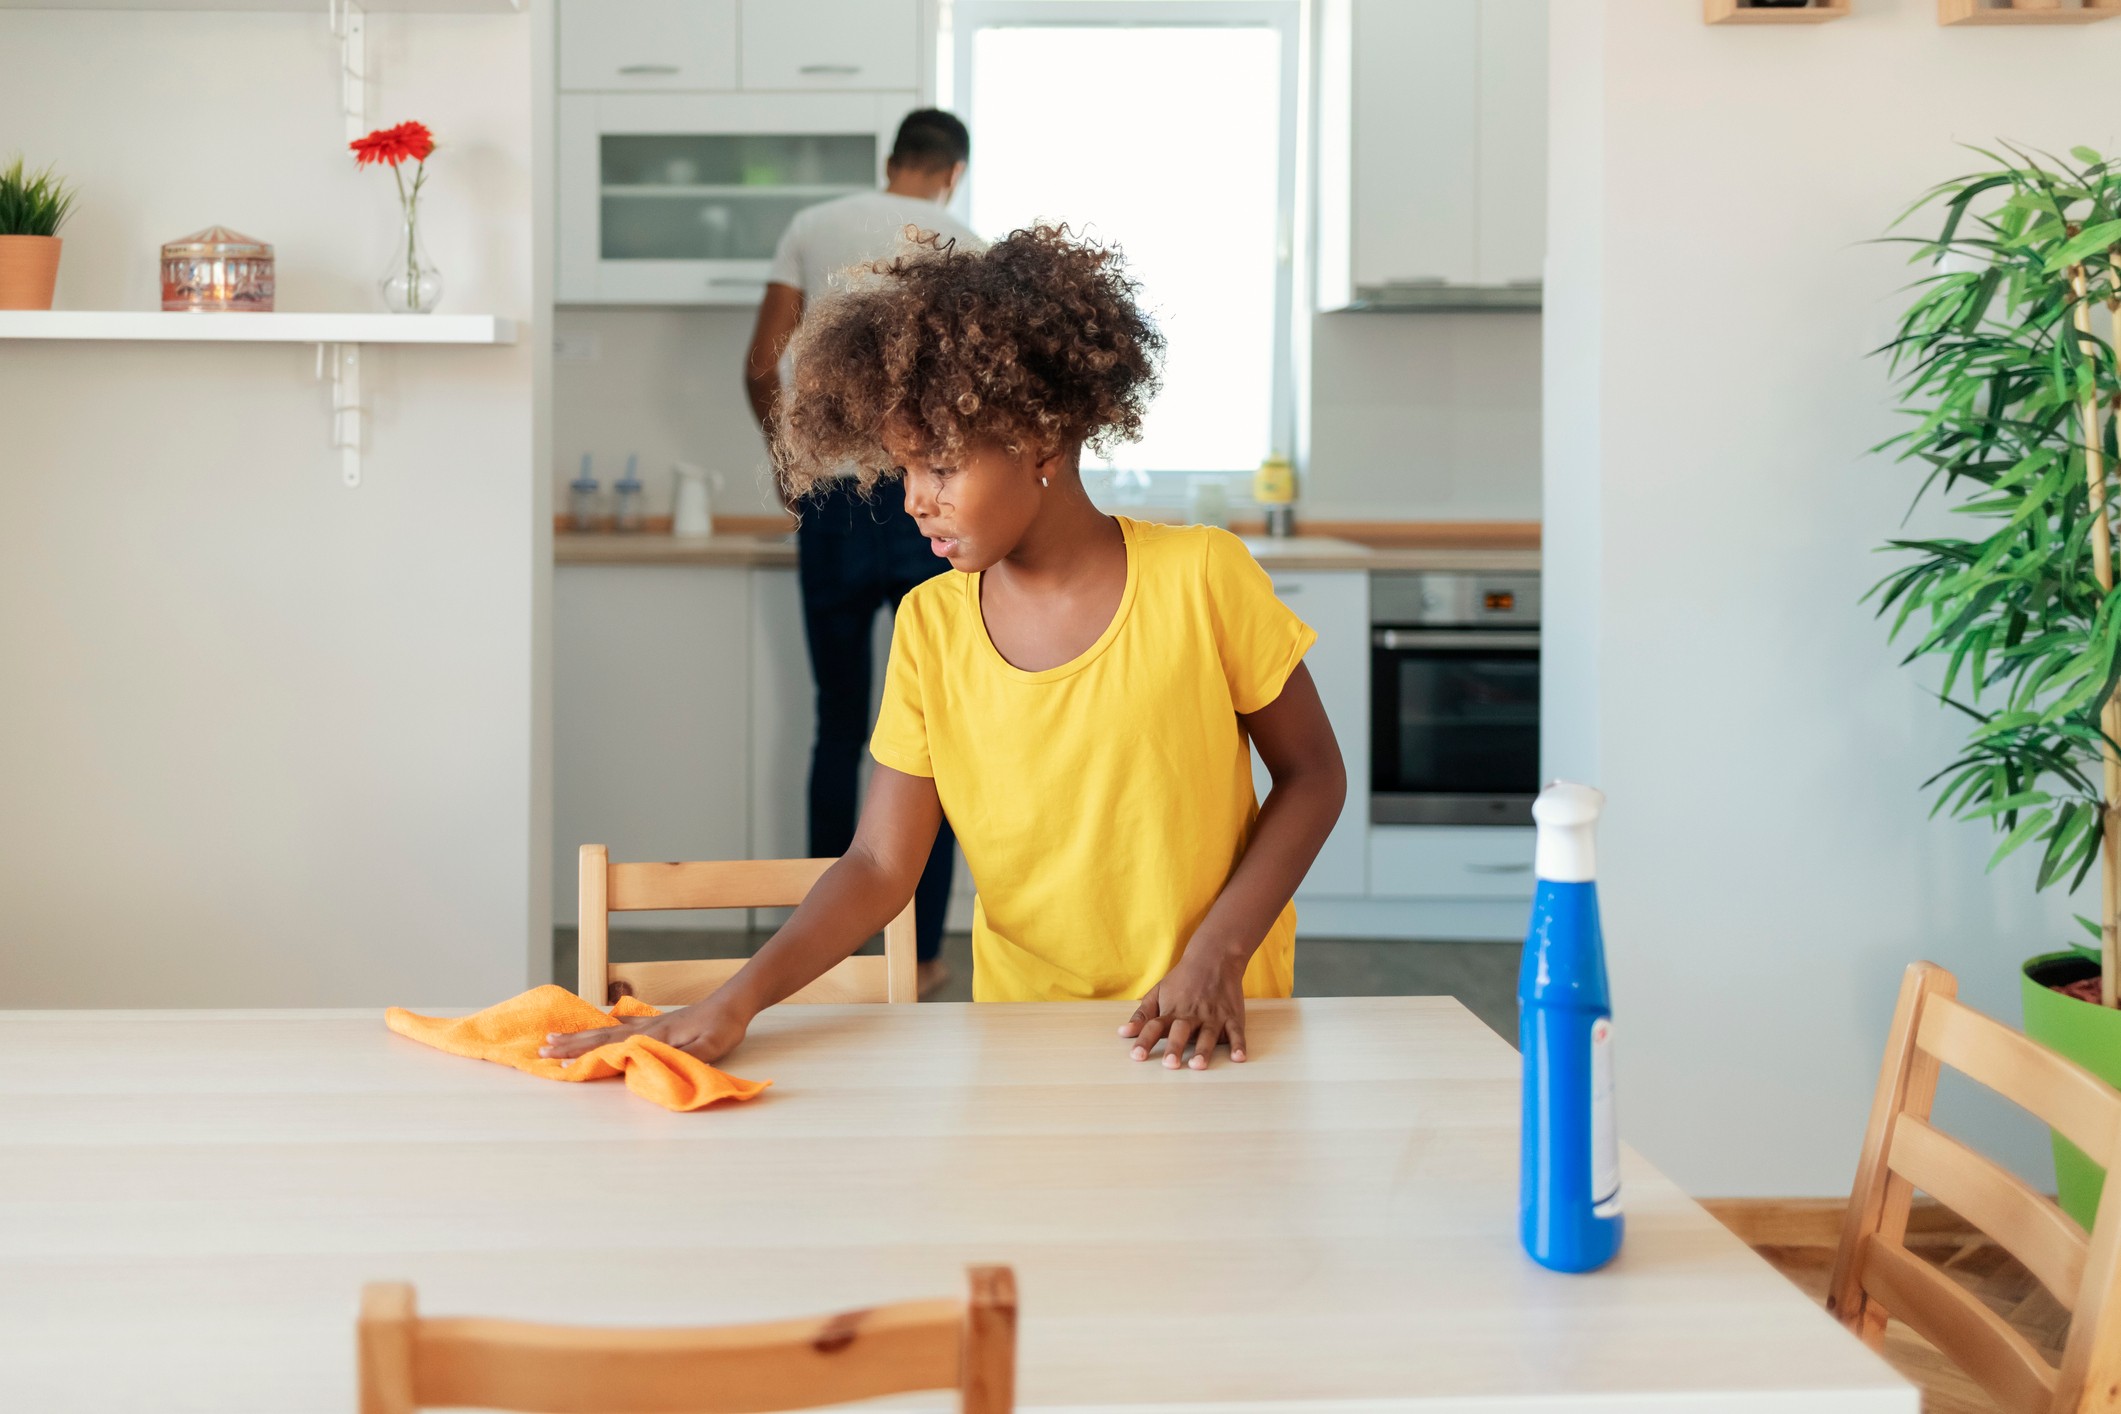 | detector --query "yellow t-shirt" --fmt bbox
[869,516,1317,1003]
